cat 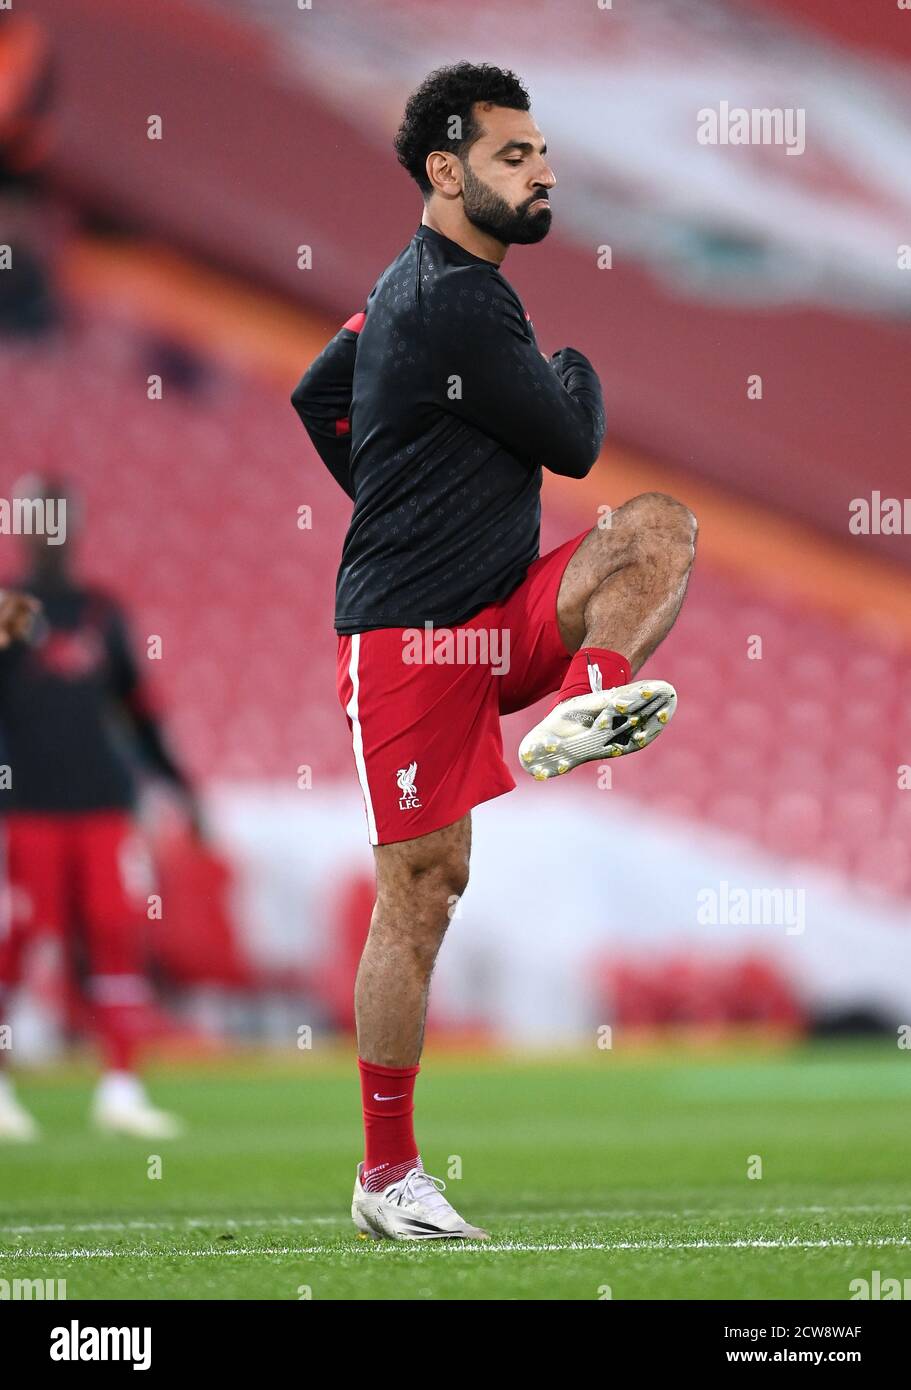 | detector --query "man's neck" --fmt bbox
[25,566,71,593]
[420,208,507,267]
